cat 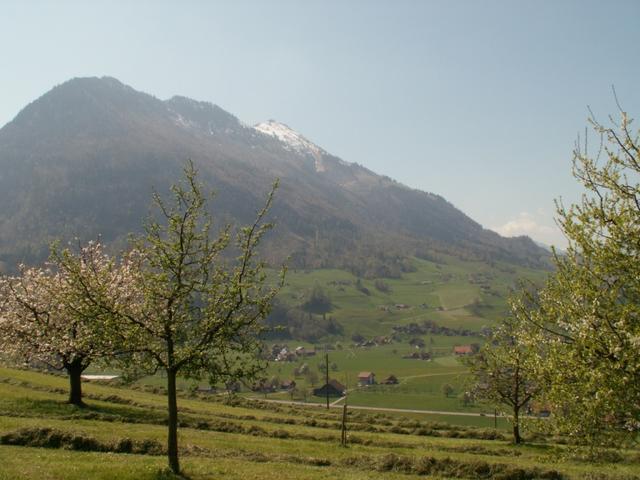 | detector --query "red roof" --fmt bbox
[357,371,374,378]
[454,345,473,354]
